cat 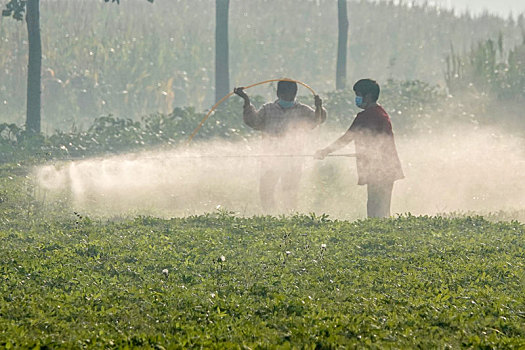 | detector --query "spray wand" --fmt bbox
[39,153,356,164]
[157,153,356,159]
